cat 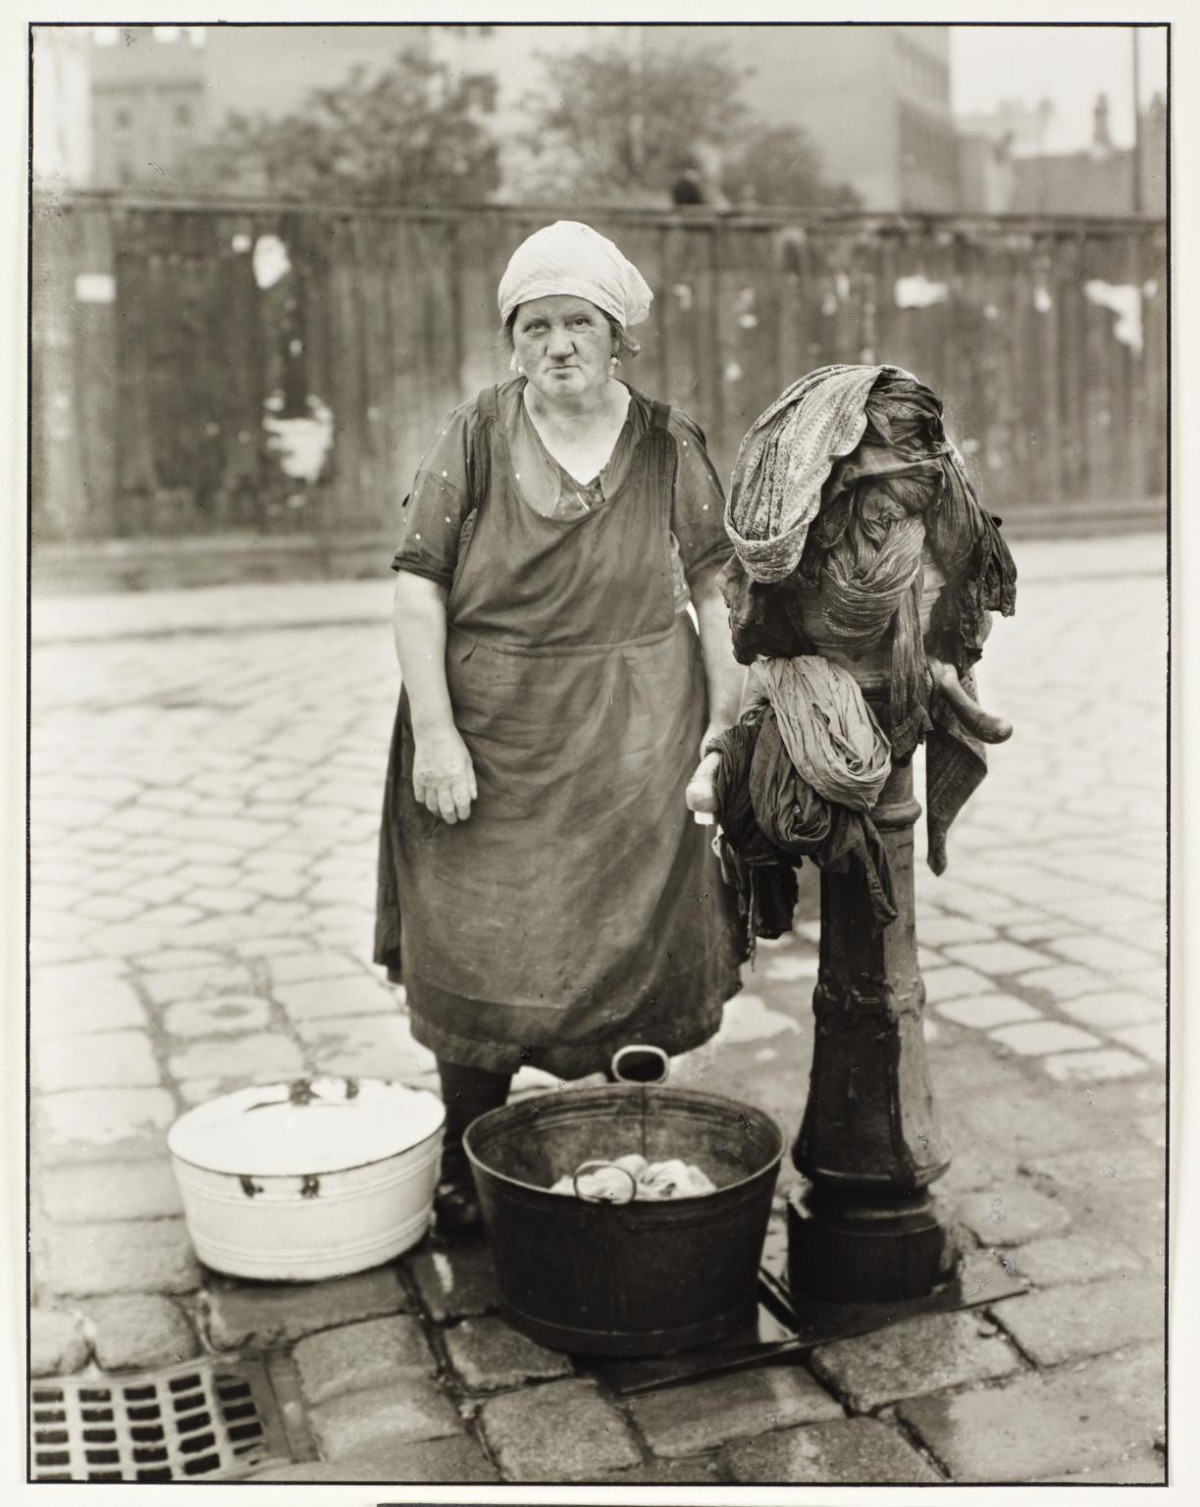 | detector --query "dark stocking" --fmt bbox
[436,1059,512,1187]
